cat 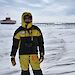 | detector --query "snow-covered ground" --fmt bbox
[0,24,75,75]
